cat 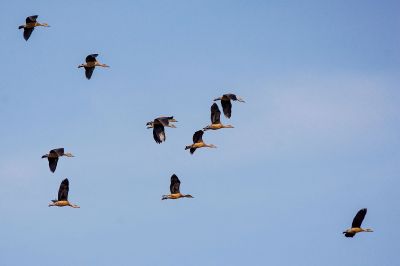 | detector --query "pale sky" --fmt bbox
[0,1,399,265]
